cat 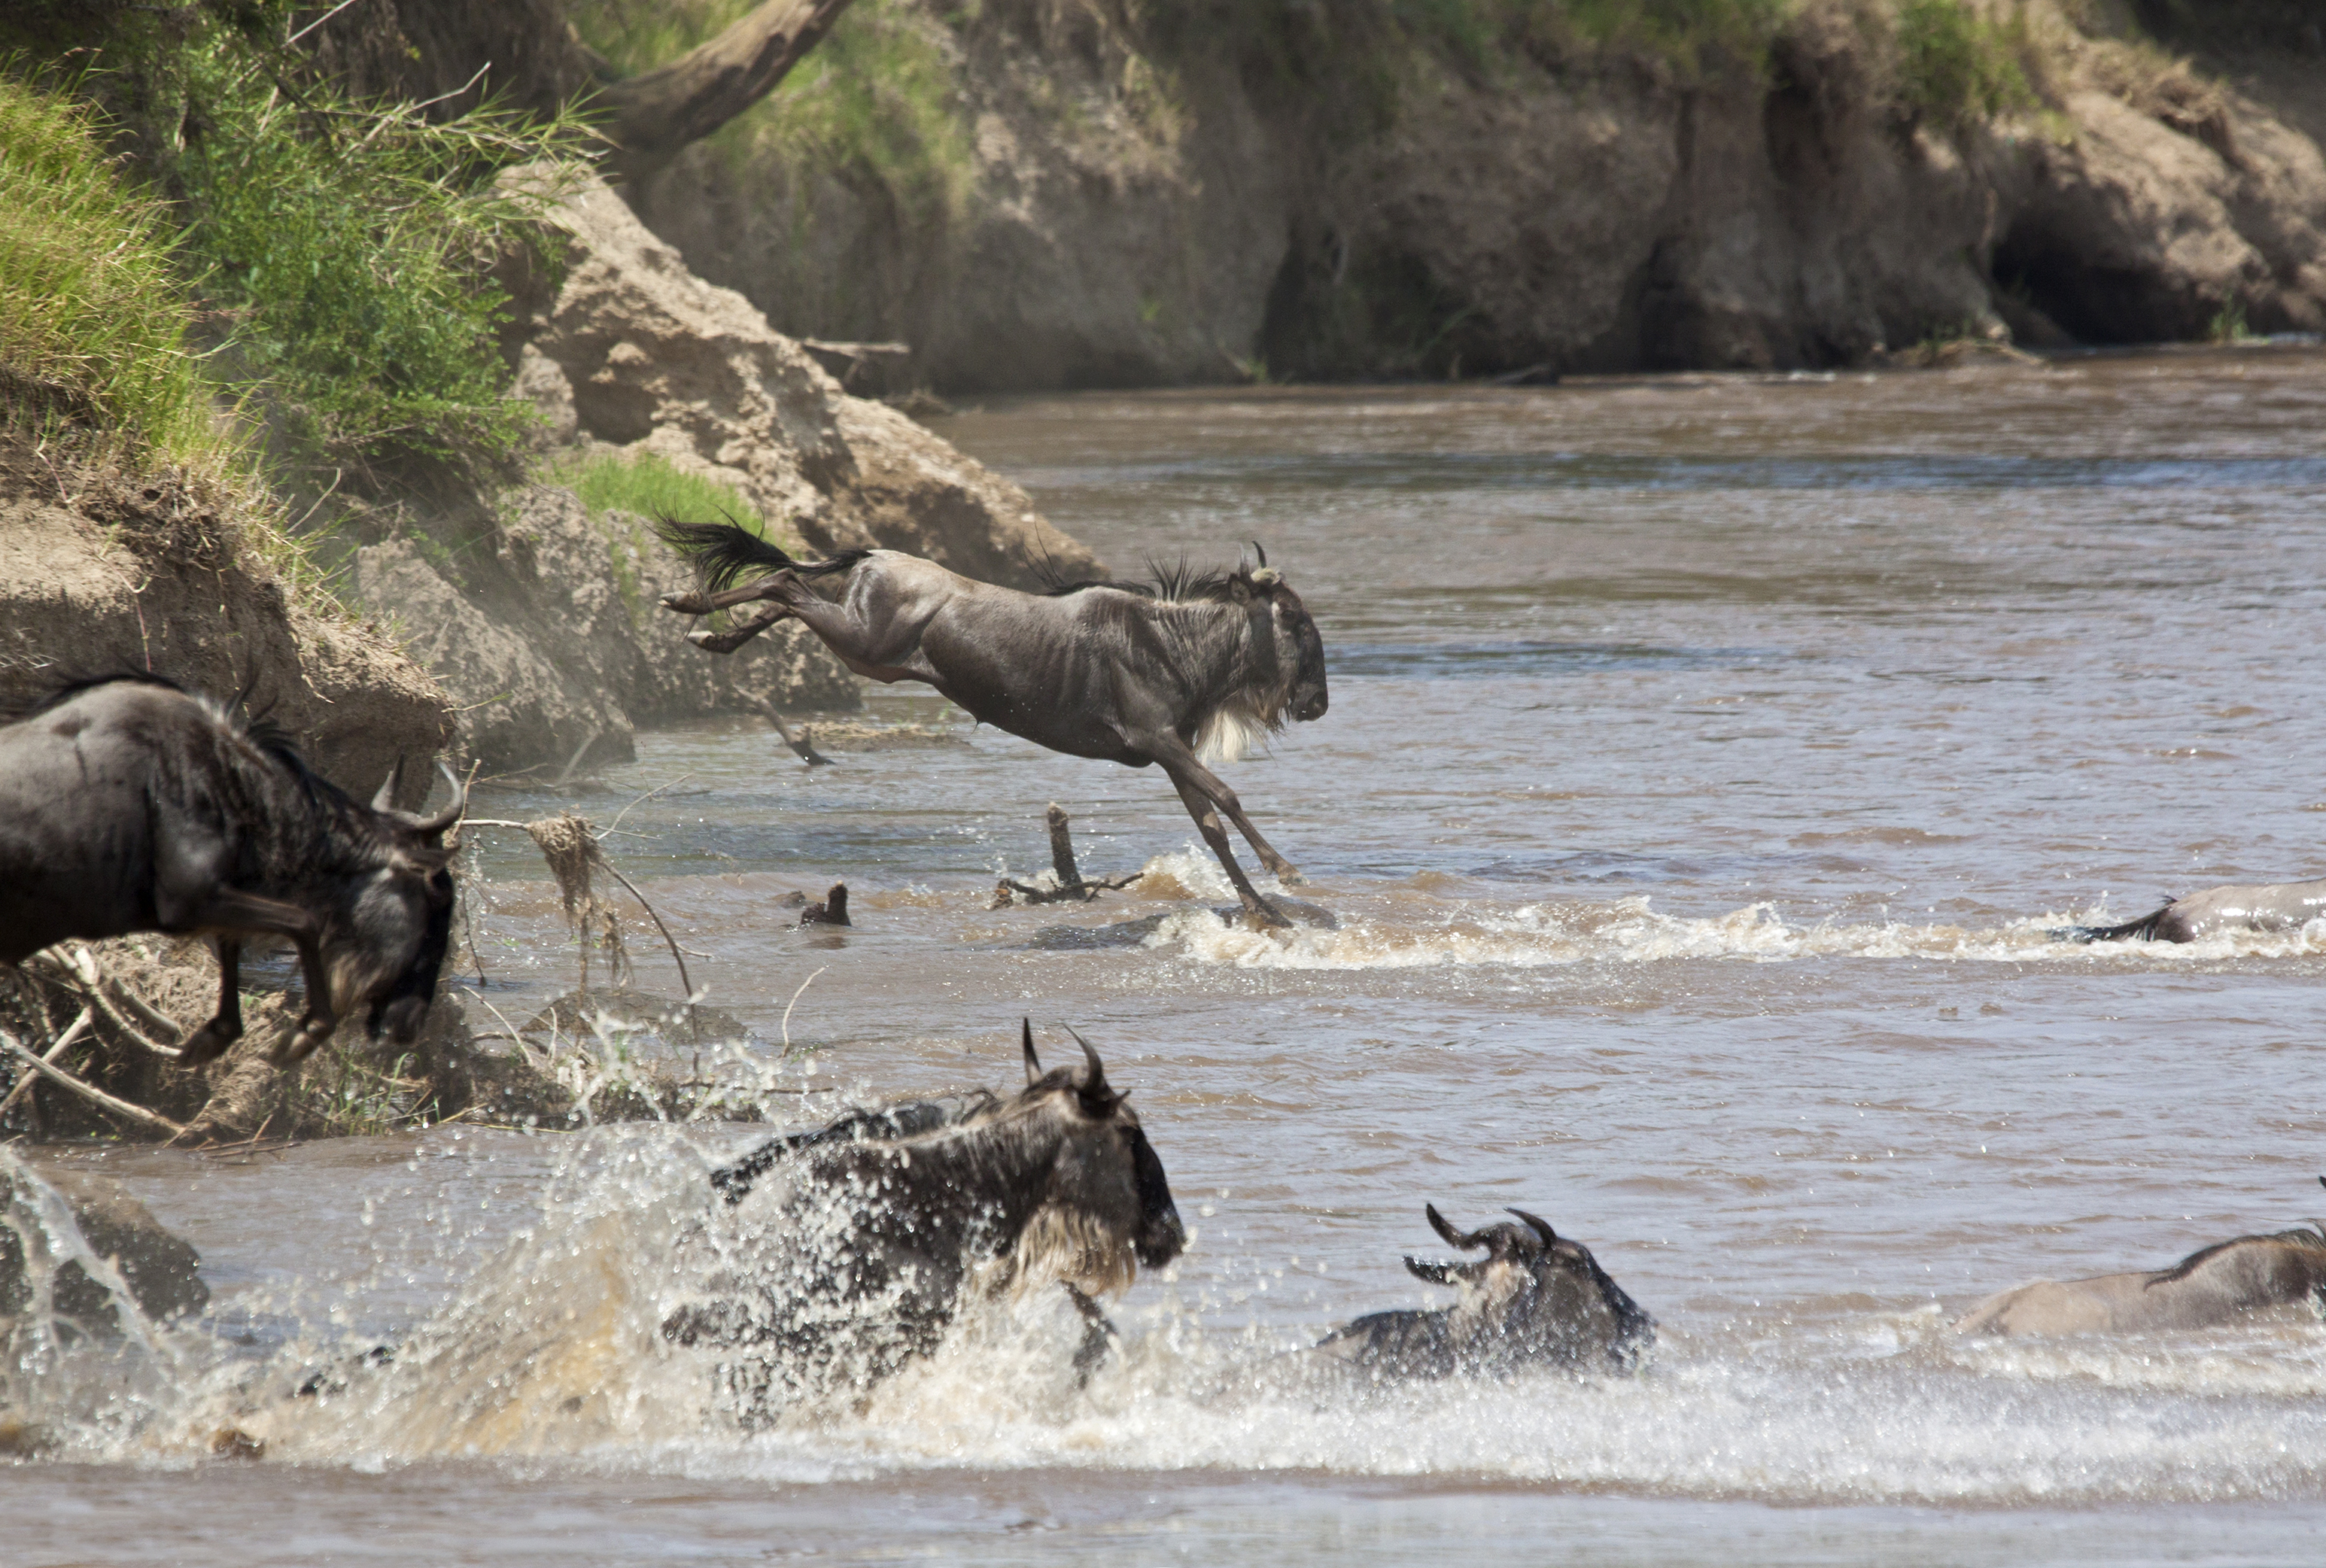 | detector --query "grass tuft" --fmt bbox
[0,72,222,470]
[1893,0,2040,127]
